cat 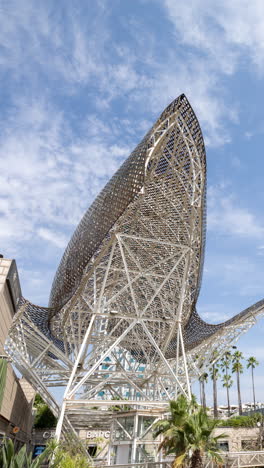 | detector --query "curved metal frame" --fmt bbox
[5,94,264,439]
